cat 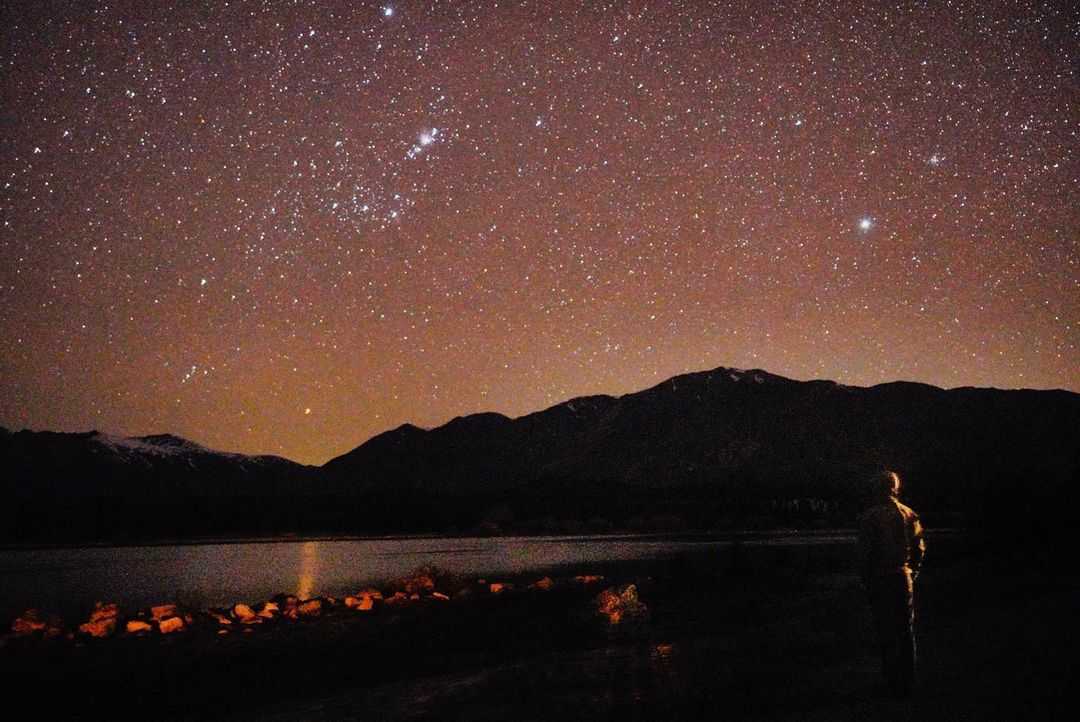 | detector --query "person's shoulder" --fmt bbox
[894,499,920,522]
